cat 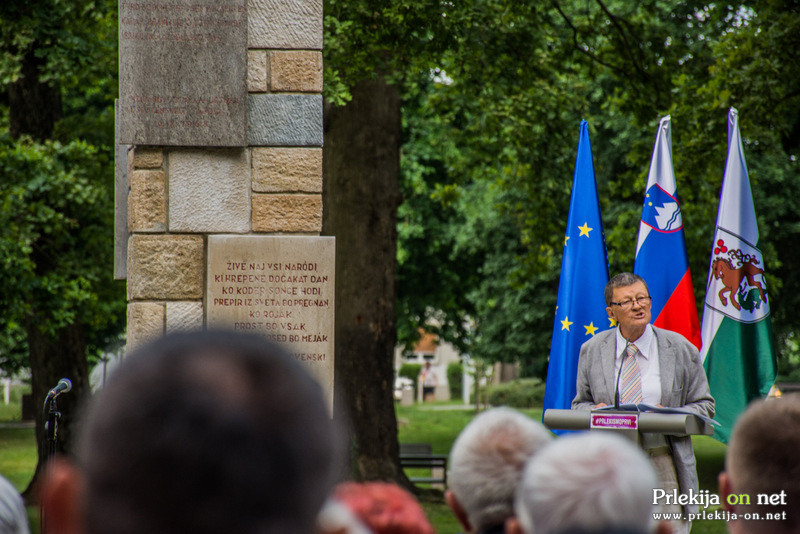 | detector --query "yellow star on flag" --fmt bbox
[560,316,573,331]
[578,222,592,237]
[564,235,570,246]
[584,322,598,336]
[608,317,618,327]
